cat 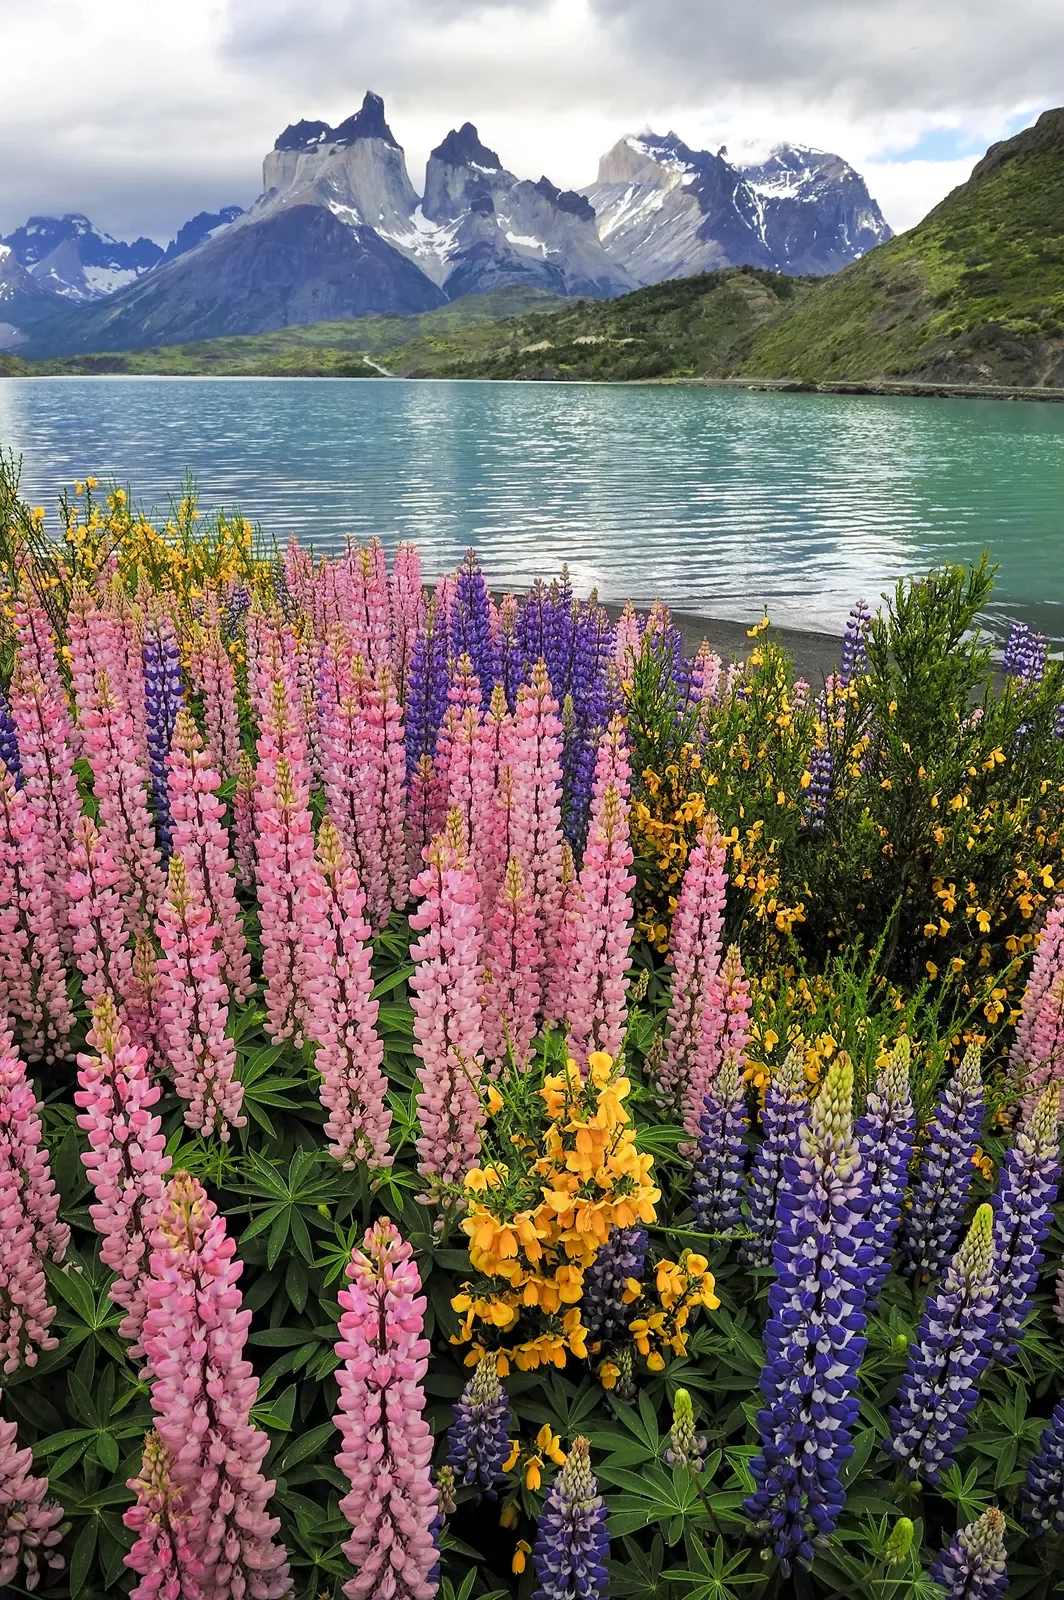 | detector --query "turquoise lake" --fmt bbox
[2,374,1063,637]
